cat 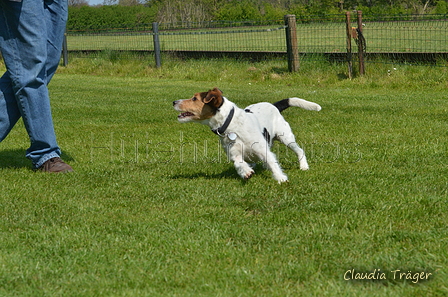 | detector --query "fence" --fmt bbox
[64,13,448,70]
[65,20,288,60]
